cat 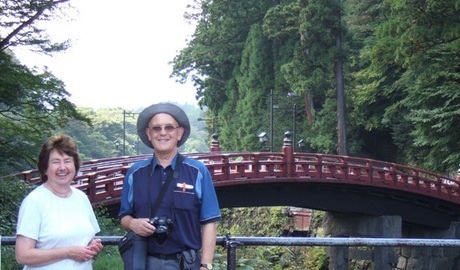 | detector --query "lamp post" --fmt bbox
[114,139,120,155]
[123,110,138,156]
[197,117,217,134]
[298,139,306,152]
[292,103,297,151]
[270,89,275,152]
[287,92,300,152]
[270,90,302,152]
[258,132,269,151]
[269,89,285,152]
[131,139,140,155]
